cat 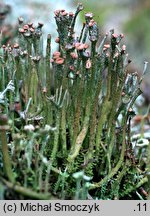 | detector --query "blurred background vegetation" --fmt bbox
[1,0,150,100]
